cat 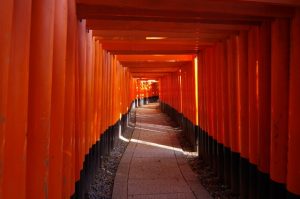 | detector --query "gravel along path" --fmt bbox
[86,110,136,199]
[177,132,238,199]
[86,105,236,199]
